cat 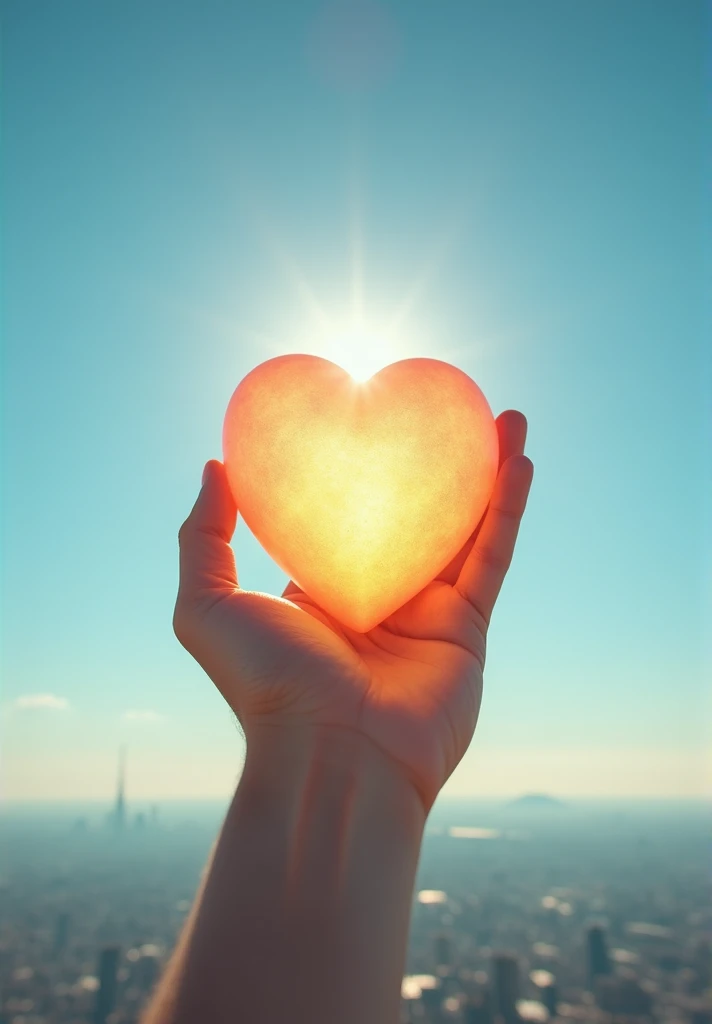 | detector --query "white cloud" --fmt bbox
[14,693,69,711]
[122,710,164,723]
